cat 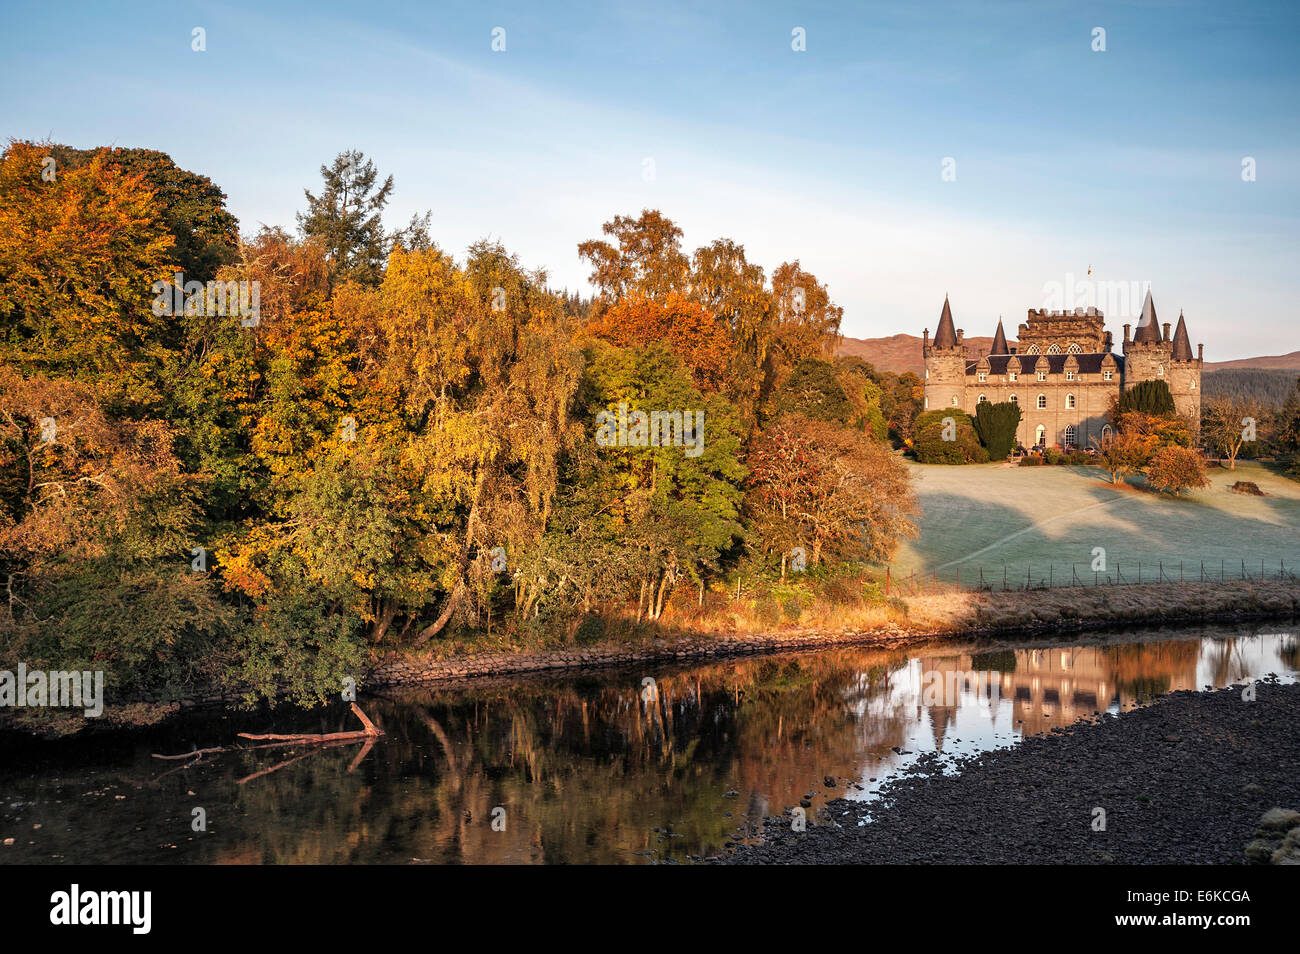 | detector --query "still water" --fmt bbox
[1,623,1296,864]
